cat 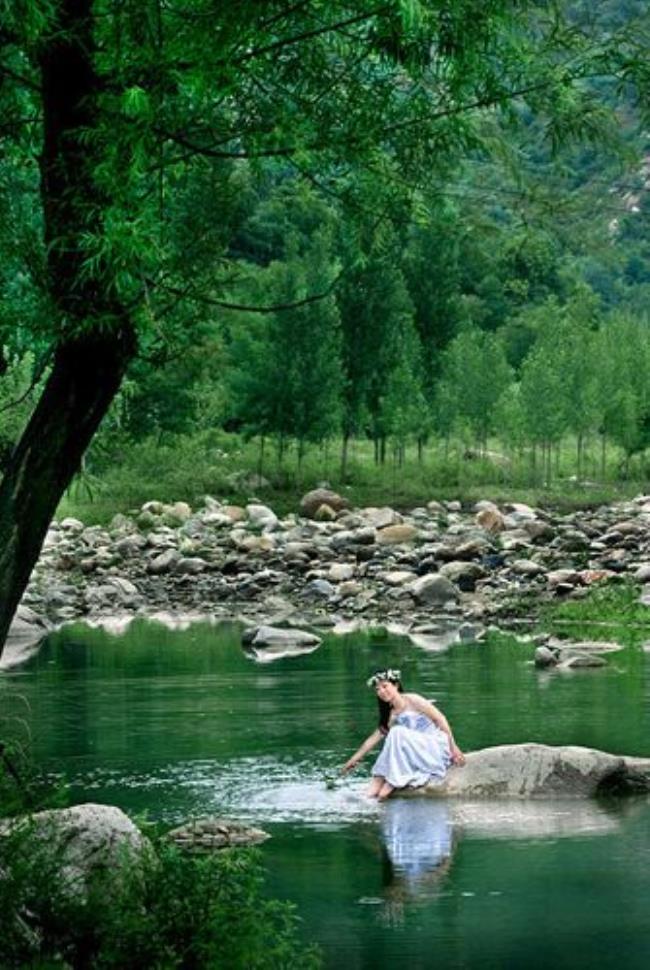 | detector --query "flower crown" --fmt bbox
[366,668,401,688]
